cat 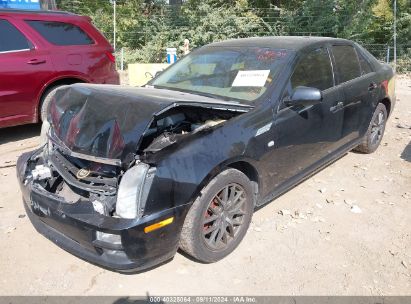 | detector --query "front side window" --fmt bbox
[290,47,334,91]
[0,19,30,52]
[150,47,292,103]
[26,20,93,46]
[332,45,361,83]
